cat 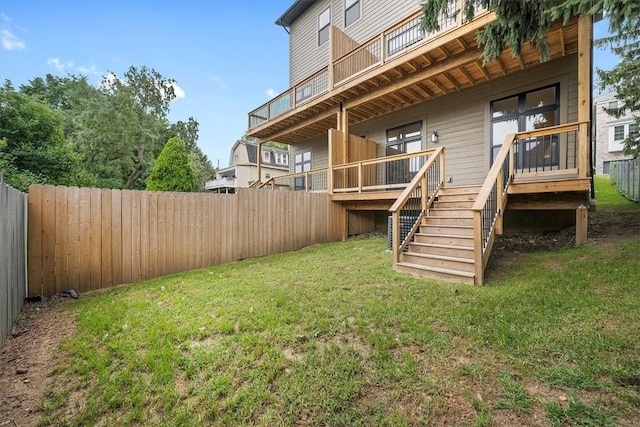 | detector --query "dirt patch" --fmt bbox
[485,210,640,282]
[0,295,76,427]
